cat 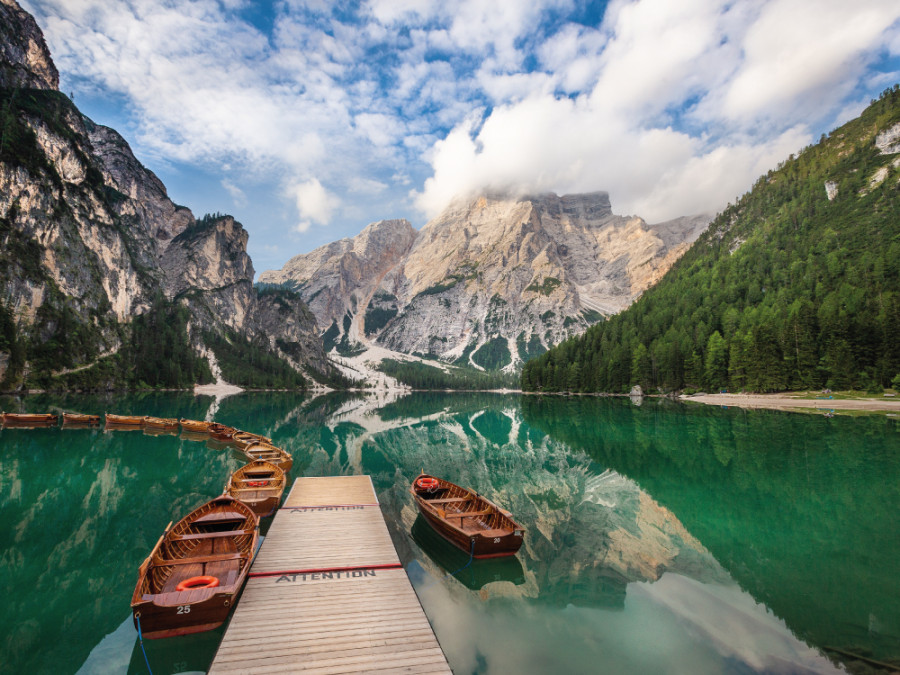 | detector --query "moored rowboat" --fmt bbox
[225,460,285,517]
[180,419,210,433]
[106,413,144,427]
[130,496,258,639]
[1,412,58,426]
[208,423,236,442]
[242,443,293,473]
[230,430,273,448]
[62,412,100,425]
[410,474,524,559]
[143,416,179,430]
